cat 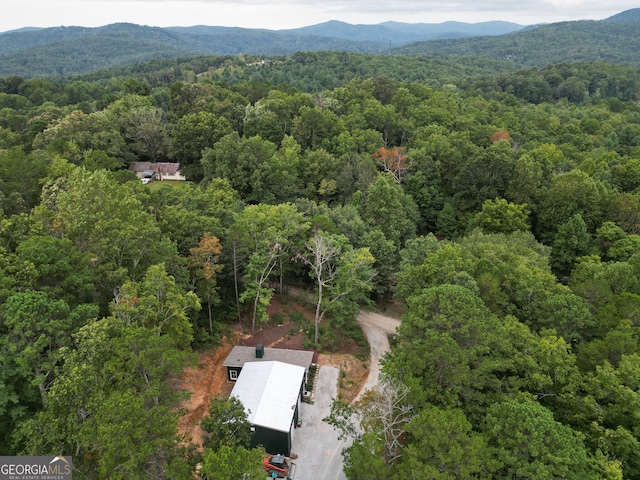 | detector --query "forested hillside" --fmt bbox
[1,47,640,478]
[0,10,637,78]
[0,19,523,78]
[396,18,640,66]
